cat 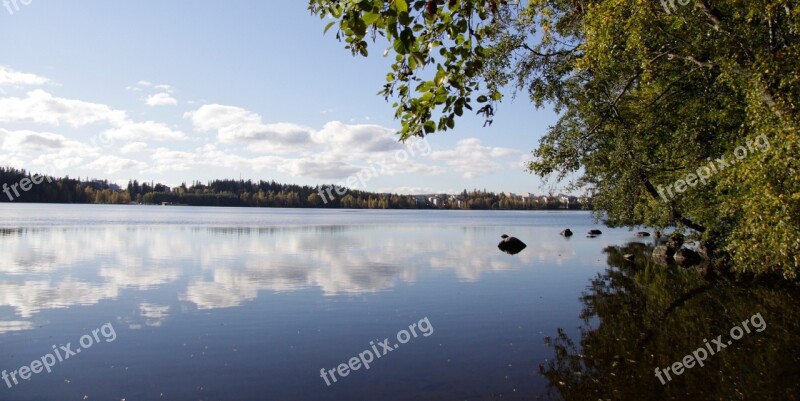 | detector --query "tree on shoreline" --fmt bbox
[309,0,799,278]
[0,166,583,210]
